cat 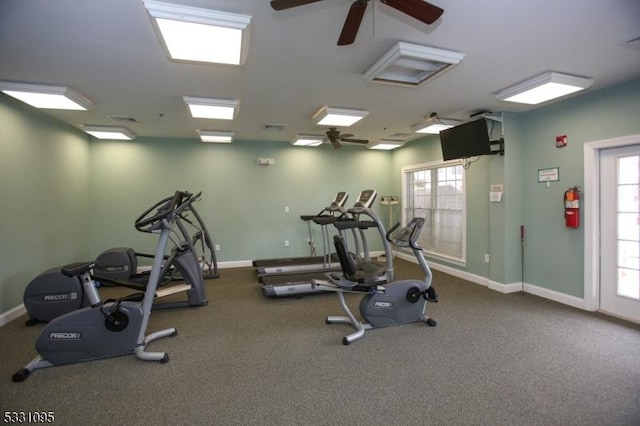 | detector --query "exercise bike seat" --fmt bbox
[331,235,387,290]
[61,261,98,277]
[325,272,385,293]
